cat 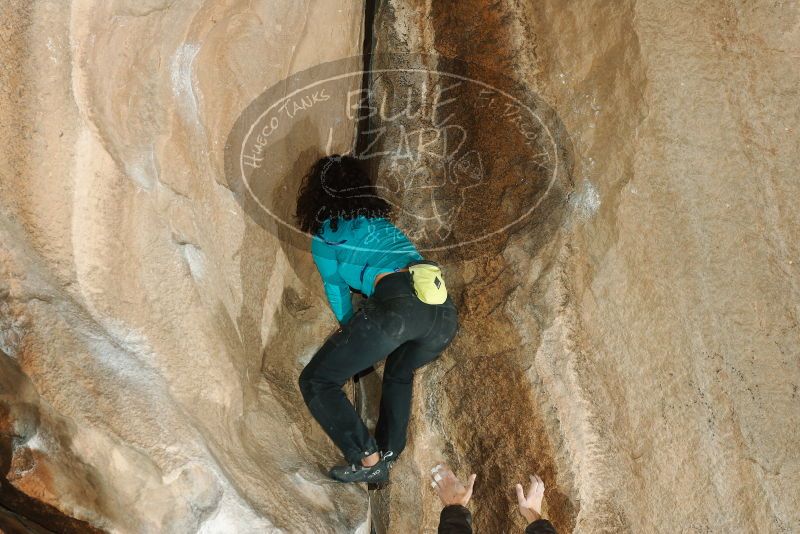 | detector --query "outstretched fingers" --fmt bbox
[528,475,538,501]
[431,464,455,488]
[430,463,477,507]
[517,474,546,506]
[463,473,477,502]
[515,482,526,506]
[533,474,545,501]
